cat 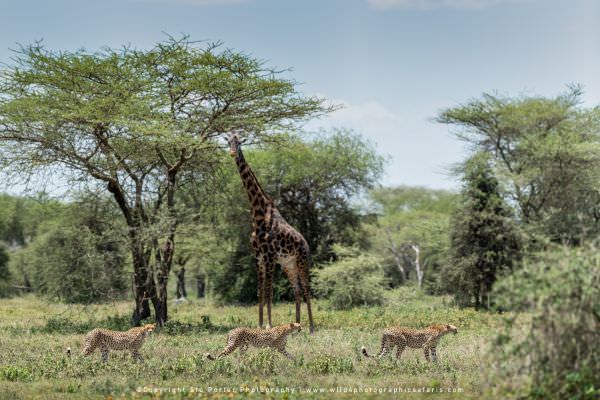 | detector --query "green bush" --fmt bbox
[37,315,131,334]
[493,246,600,399]
[0,244,11,297]
[314,247,387,310]
[27,224,126,303]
